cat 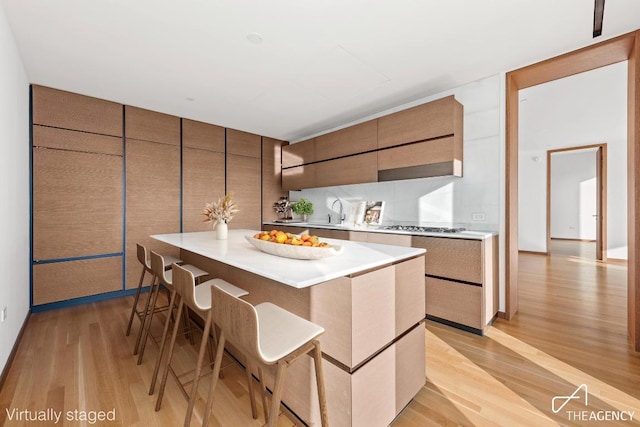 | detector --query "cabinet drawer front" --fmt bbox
[315,119,377,161]
[377,95,458,148]
[413,236,482,283]
[282,164,316,190]
[315,152,377,187]
[378,137,455,171]
[426,277,482,329]
[33,257,122,305]
[282,138,315,168]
